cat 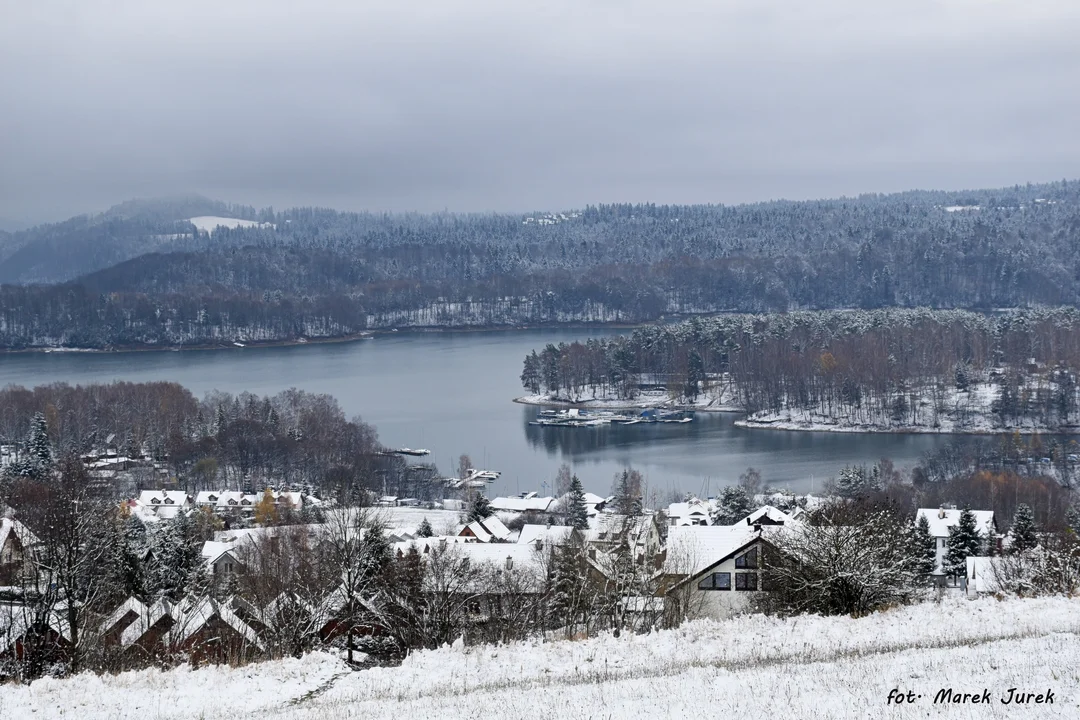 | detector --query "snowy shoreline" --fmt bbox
[515,393,1080,436]
[0,321,649,355]
[733,417,1080,435]
[513,393,743,413]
